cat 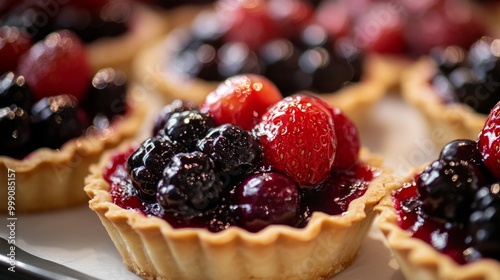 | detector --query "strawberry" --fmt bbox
[200,74,282,130]
[0,26,32,74]
[253,94,337,187]
[330,107,360,169]
[17,30,91,101]
[478,101,500,180]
